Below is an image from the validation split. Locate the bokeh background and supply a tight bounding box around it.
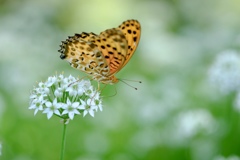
[1,0,240,159]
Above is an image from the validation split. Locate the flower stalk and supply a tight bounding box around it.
[60,122,67,160]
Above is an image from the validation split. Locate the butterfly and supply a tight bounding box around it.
[58,19,141,85]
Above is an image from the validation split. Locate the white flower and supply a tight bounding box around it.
[77,80,86,96]
[38,82,50,94]
[208,50,240,94]
[43,99,62,119]
[62,98,80,120]
[81,80,91,90]
[63,75,77,85]
[79,99,98,117]
[54,88,63,97]
[29,97,46,115]
[93,92,103,111]
[29,90,46,101]
[56,74,64,83]
[85,86,95,97]
[46,76,57,87]
[66,84,78,97]
[77,80,94,95]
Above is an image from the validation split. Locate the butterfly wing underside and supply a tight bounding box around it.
[59,19,141,84]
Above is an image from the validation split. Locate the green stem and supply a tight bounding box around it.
[60,120,67,160]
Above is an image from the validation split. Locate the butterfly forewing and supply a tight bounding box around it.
[118,19,141,68]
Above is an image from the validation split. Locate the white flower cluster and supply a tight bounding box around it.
[208,50,240,111]
[208,50,240,94]
[29,75,102,120]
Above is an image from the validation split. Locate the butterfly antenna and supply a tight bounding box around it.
[118,79,140,90]
[119,79,142,84]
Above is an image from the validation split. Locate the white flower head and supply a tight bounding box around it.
[29,74,103,122]
[208,50,240,94]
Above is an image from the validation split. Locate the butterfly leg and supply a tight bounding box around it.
[98,82,100,90]
[68,79,80,87]
[68,76,87,87]
[89,84,107,105]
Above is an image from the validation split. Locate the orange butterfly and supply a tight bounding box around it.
[58,19,141,84]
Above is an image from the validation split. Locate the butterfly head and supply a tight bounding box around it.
[107,75,119,84]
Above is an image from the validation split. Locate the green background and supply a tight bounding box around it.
[1,0,240,159]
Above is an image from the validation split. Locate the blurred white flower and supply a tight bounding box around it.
[174,109,216,139]
[29,74,103,121]
[213,155,240,160]
[234,91,240,112]
[208,50,240,94]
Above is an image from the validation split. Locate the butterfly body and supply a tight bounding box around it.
[59,19,141,84]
